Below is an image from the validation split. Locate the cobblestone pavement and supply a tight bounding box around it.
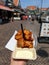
[0,20,49,65]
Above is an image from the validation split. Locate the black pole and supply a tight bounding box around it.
[39,0,43,23]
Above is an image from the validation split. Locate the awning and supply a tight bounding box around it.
[0,5,13,12]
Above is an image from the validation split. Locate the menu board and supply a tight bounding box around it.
[40,23,49,37]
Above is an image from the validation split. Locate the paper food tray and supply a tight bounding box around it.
[12,48,37,60]
[5,30,37,60]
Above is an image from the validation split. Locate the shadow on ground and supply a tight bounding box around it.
[37,48,49,57]
[0,20,10,25]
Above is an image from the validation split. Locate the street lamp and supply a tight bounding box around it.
[41,0,43,9]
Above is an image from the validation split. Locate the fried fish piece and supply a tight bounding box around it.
[24,40,33,48]
[24,29,32,35]
[15,29,33,48]
[17,39,33,48]
[15,30,23,40]
[25,34,33,41]
[17,38,25,48]
[15,33,22,40]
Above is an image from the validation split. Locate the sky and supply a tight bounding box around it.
[3,0,49,8]
[20,0,49,8]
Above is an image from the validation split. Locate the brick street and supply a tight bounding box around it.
[0,20,49,65]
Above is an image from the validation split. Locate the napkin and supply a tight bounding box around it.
[5,31,17,51]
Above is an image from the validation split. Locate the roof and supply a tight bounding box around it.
[26,6,36,10]
[13,0,19,6]
[40,8,48,11]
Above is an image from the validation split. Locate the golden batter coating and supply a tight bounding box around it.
[17,38,25,48]
[15,29,34,48]
[24,29,32,35]
[15,33,22,40]
[24,40,33,48]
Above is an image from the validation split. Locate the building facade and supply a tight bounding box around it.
[5,0,21,8]
[0,0,5,5]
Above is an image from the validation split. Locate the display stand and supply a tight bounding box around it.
[38,22,49,43]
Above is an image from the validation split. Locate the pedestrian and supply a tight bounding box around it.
[29,15,31,20]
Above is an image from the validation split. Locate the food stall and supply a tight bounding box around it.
[0,5,13,23]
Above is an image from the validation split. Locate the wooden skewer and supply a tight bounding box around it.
[21,24,25,39]
[21,24,33,41]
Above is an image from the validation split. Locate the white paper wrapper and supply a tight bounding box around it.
[5,31,17,51]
